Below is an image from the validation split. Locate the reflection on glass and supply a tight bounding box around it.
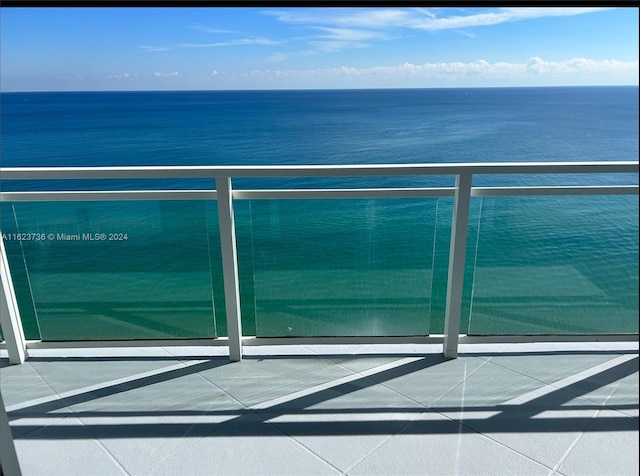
[241,199,437,337]
[468,195,639,334]
[2,201,218,340]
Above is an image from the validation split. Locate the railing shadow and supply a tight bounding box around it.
[4,351,637,440]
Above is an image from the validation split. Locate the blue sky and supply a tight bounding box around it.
[1,6,638,91]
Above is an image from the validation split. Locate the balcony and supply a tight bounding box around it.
[1,161,638,475]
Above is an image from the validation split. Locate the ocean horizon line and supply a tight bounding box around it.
[2,84,639,95]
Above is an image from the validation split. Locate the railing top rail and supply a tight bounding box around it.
[0,161,637,180]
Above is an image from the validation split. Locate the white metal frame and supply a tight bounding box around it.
[0,239,27,364]
[0,161,638,363]
[215,177,243,362]
[443,173,472,359]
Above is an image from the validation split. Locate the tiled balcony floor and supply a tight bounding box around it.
[1,342,638,476]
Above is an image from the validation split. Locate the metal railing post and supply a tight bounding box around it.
[443,173,473,359]
[0,238,28,364]
[215,176,243,361]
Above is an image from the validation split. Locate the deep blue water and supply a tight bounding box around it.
[1,87,638,188]
[0,87,638,340]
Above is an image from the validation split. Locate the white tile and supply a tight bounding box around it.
[557,411,639,476]
[348,412,550,475]
[14,422,127,476]
[1,362,58,408]
[198,357,352,407]
[452,398,600,468]
[2,344,636,476]
[142,413,341,476]
[263,382,424,471]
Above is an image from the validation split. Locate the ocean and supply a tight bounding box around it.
[1,86,638,340]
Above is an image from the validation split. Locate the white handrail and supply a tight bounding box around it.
[0,161,637,179]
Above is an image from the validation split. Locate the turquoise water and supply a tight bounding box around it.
[1,87,638,340]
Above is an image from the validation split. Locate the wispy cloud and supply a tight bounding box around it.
[264,7,613,31]
[264,49,317,63]
[262,8,411,28]
[265,52,290,63]
[405,7,613,31]
[260,7,614,57]
[261,9,399,54]
[310,40,369,54]
[312,26,388,41]
[190,24,240,34]
[139,45,173,53]
[140,37,282,52]
[179,37,282,48]
[138,7,622,69]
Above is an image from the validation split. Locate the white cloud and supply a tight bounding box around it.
[258,7,616,58]
[96,57,636,90]
[501,7,613,19]
[108,73,138,79]
[240,57,638,85]
[152,71,181,78]
[262,8,411,28]
[526,56,638,75]
[263,7,613,32]
[332,9,414,28]
[406,7,614,31]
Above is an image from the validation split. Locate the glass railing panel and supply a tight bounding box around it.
[3,200,219,340]
[1,202,41,340]
[467,195,639,334]
[240,198,438,337]
[233,200,258,337]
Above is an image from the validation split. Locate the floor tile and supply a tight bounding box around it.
[347,411,551,475]
[14,418,127,476]
[262,378,425,471]
[26,357,194,395]
[488,352,632,387]
[8,406,74,438]
[383,356,537,409]
[70,372,246,474]
[142,412,341,476]
[445,383,636,469]
[198,357,353,407]
[2,344,637,476]
[557,356,638,410]
[557,410,639,476]
[0,362,58,408]
[323,355,408,374]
